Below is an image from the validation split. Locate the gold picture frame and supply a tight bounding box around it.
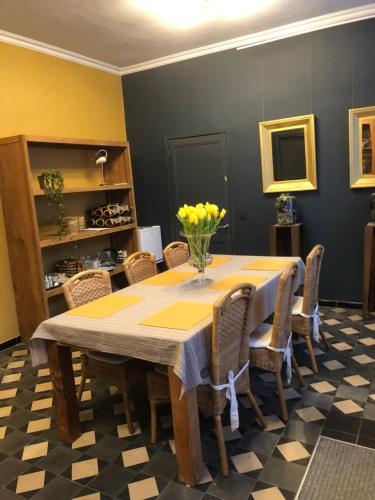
[259,114,317,193]
[349,106,375,188]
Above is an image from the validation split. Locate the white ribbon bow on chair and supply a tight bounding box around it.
[266,333,293,384]
[299,303,322,342]
[209,360,249,431]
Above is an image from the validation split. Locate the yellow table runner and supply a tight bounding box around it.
[208,256,231,268]
[140,301,212,330]
[142,270,196,286]
[209,275,269,291]
[67,295,143,319]
[243,258,293,271]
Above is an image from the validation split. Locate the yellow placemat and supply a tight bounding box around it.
[209,275,269,291]
[208,256,231,268]
[140,301,212,330]
[142,270,196,286]
[67,295,143,319]
[243,258,293,271]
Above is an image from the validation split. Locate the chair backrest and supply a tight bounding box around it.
[124,251,157,285]
[211,283,256,386]
[163,241,189,270]
[62,269,112,309]
[270,262,299,349]
[302,244,325,315]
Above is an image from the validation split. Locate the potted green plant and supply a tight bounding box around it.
[39,170,70,236]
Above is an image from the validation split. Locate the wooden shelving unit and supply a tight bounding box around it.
[40,223,137,248]
[0,135,139,340]
[33,183,131,196]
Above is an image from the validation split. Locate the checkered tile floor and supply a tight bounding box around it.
[1,307,375,499]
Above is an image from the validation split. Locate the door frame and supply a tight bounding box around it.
[164,129,235,253]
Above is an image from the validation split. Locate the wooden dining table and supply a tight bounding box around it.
[30,254,304,486]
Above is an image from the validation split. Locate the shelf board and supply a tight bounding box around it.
[33,183,131,196]
[40,223,136,248]
[25,135,128,148]
[46,263,126,299]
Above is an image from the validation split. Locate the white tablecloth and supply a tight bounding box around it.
[30,255,304,391]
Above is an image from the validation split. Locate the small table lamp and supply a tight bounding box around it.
[95,149,108,185]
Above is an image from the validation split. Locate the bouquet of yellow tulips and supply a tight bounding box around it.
[176,202,227,276]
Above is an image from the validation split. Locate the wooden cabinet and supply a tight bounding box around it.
[0,135,139,340]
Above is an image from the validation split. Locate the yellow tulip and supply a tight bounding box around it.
[207,213,212,222]
[197,208,206,220]
[220,208,227,218]
[178,207,187,219]
[211,205,219,218]
[184,204,192,215]
[189,213,198,225]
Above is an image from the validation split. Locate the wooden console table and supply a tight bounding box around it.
[363,223,375,319]
[270,223,305,258]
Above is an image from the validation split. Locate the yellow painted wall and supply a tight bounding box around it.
[0,41,126,343]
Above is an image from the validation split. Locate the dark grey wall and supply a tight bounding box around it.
[123,19,375,302]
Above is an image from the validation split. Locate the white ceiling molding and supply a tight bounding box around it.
[0,29,121,75]
[0,4,374,76]
[120,3,375,75]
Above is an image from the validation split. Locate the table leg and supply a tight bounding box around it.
[291,224,303,257]
[168,366,205,486]
[270,225,277,256]
[47,341,81,444]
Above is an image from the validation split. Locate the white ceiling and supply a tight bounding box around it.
[0,0,374,73]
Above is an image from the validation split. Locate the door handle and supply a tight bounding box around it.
[218,224,230,230]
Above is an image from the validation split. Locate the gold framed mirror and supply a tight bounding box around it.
[349,106,375,188]
[259,114,317,193]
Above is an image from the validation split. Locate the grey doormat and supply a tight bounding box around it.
[296,436,375,500]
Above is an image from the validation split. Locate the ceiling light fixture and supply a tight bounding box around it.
[130,0,274,29]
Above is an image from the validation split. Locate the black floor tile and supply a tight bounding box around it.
[0,457,31,488]
[335,384,370,403]
[35,445,82,474]
[282,418,323,445]
[157,480,204,499]
[324,408,362,435]
[0,489,22,500]
[88,462,137,496]
[141,449,178,480]
[363,402,375,421]
[86,434,129,462]
[30,476,83,500]
[357,436,375,449]
[321,427,357,443]
[207,471,255,500]
[258,456,306,493]
[0,429,35,456]
[237,428,280,455]
[359,418,375,439]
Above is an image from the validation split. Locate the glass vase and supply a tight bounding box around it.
[180,231,215,282]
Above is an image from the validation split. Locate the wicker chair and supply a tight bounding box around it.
[62,269,141,434]
[146,283,267,476]
[249,262,304,421]
[163,241,189,269]
[124,251,157,284]
[292,245,328,373]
